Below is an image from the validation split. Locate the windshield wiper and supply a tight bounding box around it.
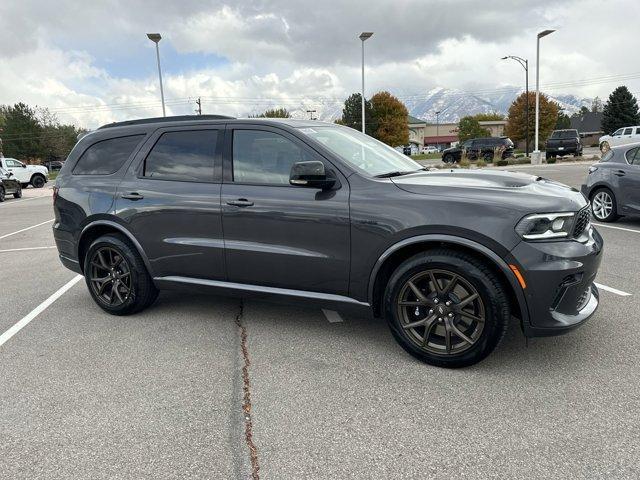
[374,169,422,178]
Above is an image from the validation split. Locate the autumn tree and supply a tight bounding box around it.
[506,92,558,151]
[250,107,291,118]
[338,93,373,135]
[601,86,639,135]
[457,116,490,142]
[369,91,409,147]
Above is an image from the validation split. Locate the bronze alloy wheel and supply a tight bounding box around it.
[89,246,132,306]
[396,269,485,355]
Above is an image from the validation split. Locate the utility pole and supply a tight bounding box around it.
[195,97,202,115]
[146,33,166,117]
[359,32,373,134]
[306,109,317,120]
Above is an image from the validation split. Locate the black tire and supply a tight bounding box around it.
[383,249,510,368]
[0,186,5,202]
[443,154,454,164]
[590,187,619,223]
[84,233,158,315]
[13,184,22,198]
[31,174,46,188]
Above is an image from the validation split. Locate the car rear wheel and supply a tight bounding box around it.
[591,188,618,222]
[600,141,610,153]
[443,154,454,164]
[0,186,5,202]
[84,234,158,315]
[13,185,22,198]
[383,249,510,368]
[31,174,46,188]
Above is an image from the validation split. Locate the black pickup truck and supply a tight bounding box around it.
[545,129,582,158]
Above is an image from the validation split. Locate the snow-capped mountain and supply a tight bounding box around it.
[285,87,592,123]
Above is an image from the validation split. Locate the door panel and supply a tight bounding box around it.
[115,126,226,280]
[221,126,350,295]
[619,148,640,214]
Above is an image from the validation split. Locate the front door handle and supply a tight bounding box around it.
[121,192,144,200]
[614,170,626,177]
[226,198,254,207]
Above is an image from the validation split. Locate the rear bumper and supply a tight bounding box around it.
[53,221,81,273]
[512,226,604,337]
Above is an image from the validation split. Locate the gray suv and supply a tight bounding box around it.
[53,115,603,367]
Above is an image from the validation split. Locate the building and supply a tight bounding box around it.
[423,122,459,149]
[479,120,507,137]
[406,115,426,154]
[570,112,603,146]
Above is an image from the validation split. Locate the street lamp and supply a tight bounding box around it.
[306,109,317,120]
[533,29,555,160]
[502,55,529,156]
[435,110,441,151]
[359,32,373,134]
[147,33,166,117]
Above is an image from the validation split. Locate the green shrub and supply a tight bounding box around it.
[546,157,557,164]
[459,159,470,168]
[496,159,509,167]
[476,160,486,168]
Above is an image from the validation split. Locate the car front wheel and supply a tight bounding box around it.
[84,234,159,315]
[383,249,510,368]
[591,188,618,222]
[31,174,46,188]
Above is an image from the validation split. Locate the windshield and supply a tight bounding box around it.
[297,125,422,177]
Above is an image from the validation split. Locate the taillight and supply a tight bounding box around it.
[53,185,59,203]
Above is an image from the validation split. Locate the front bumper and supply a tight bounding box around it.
[511,226,604,337]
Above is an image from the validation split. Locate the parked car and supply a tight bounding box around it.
[442,137,514,164]
[581,143,640,222]
[54,115,602,368]
[0,157,49,188]
[545,129,582,158]
[0,167,22,201]
[599,126,640,152]
[422,146,439,154]
[42,160,65,172]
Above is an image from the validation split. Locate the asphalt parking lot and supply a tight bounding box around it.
[1,166,639,479]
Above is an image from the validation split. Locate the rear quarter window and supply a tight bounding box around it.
[600,150,614,162]
[73,135,145,175]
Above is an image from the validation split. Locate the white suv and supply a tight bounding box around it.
[599,126,640,152]
[0,157,49,188]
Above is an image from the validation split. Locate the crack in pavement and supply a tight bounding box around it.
[234,300,260,480]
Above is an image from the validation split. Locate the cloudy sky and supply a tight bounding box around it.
[1,0,638,128]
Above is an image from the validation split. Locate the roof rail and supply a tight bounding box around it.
[97,114,235,130]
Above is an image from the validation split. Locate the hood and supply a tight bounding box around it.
[27,164,48,173]
[390,169,587,214]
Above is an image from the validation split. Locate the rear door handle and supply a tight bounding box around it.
[121,192,144,200]
[614,170,626,177]
[226,198,254,207]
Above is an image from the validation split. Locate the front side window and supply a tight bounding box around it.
[613,128,623,136]
[6,159,23,168]
[143,130,217,182]
[232,130,313,185]
[297,126,422,177]
[74,135,144,175]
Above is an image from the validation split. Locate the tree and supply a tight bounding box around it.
[556,110,571,129]
[591,97,603,113]
[0,103,42,159]
[601,86,640,135]
[472,112,505,121]
[505,92,558,151]
[457,116,490,142]
[338,93,373,135]
[369,91,409,147]
[250,107,290,118]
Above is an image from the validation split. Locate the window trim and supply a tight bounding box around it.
[72,134,146,176]
[225,125,333,188]
[135,127,224,184]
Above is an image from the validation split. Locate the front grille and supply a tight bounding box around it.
[572,206,591,238]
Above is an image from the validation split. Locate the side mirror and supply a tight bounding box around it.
[22,163,27,168]
[7,172,13,178]
[290,161,335,189]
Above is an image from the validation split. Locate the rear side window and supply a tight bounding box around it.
[74,135,144,175]
[143,130,217,182]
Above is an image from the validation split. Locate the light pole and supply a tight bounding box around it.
[435,110,441,151]
[534,29,555,160]
[359,32,373,134]
[306,109,317,120]
[147,33,166,117]
[502,55,529,156]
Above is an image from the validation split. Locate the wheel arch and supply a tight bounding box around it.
[30,172,46,182]
[368,235,529,326]
[77,220,153,276]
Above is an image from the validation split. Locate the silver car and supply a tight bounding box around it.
[581,142,640,222]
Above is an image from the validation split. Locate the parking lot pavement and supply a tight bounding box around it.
[1,166,639,478]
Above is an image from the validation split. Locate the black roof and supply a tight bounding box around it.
[97,115,234,130]
[569,112,603,134]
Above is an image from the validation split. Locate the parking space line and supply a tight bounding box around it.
[0,246,56,253]
[595,282,632,297]
[593,223,640,234]
[0,219,54,240]
[0,275,83,348]
[0,195,49,206]
[322,309,344,323]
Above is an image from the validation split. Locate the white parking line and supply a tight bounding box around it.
[0,275,82,348]
[595,282,632,297]
[322,309,344,323]
[0,195,49,206]
[592,223,640,234]
[0,219,54,240]
[0,246,56,253]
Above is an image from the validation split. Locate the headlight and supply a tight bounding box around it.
[515,212,575,240]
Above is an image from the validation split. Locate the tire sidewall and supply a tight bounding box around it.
[590,188,617,222]
[384,252,508,367]
[84,235,143,314]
